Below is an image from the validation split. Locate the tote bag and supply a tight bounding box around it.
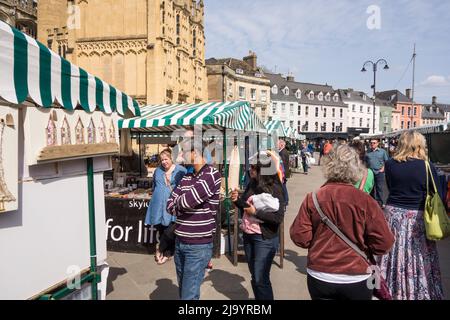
[424,161,450,241]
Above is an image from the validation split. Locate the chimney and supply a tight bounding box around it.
[286,75,295,82]
[243,51,257,71]
[405,89,412,99]
[432,96,437,104]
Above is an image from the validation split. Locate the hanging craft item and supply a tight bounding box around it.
[60,116,71,145]
[99,118,107,143]
[109,119,116,143]
[75,117,85,144]
[228,145,241,192]
[87,118,96,144]
[0,120,15,212]
[45,114,57,146]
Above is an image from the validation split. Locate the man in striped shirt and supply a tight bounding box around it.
[167,139,221,300]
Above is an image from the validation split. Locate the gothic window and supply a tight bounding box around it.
[75,117,85,144]
[60,116,71,145]
[193,29,197,49]
[46,115,57,146]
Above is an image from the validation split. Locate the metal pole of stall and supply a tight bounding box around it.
[223,130,231,256]
[138,133,142,177]
[87,157,99,300]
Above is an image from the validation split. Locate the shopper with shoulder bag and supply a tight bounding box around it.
[290,145,394,300]
[378,131,446,300]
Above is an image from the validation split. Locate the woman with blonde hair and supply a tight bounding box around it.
[290,145,394,300]
[145,149,187,264]
[378,131,444,300]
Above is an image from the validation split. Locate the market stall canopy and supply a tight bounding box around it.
[361,121,450,140]
[284,127,296,139]
[264,120,287,138]
[0,21,140,117]
[119,101,267,133]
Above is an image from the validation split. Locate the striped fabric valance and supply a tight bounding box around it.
[264,120,287,137]
[284,126,295,139]
[119,101,267,133]
[0,21,140,117]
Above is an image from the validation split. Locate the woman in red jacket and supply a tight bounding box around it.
[290,145,394,300]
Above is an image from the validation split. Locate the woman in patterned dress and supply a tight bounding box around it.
[378,131,444,300]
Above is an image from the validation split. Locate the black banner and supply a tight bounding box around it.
[105,198,158,254]
[104,197,222,257]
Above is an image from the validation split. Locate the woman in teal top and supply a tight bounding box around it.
[145,149,186,263]
[350,140,375,194]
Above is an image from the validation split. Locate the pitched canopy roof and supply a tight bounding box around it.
[119,101,267,133]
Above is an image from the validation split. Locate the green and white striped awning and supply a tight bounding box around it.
[284,127,296,139]
[264,120,287,138]
[119,101,266,133]
[0,21,140,117]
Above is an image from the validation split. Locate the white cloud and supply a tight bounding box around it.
[421,75,450,87]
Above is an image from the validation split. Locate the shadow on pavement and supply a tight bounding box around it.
[106,267,128,295]
[204,269,250,300]
[149,279,179,300]
[284,249,308,275]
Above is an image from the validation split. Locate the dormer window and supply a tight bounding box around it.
[363,94,367,101]
[308,91,314,100]
[271,85,278,95]
[282,87,289,96]
[333,94,339,102]
[347,92,351,99]
[325,93,331,102]
[236,68,244,75]
[295,90,301,99]
[318,92,323,101]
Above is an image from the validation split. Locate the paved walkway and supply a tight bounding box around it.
[106,163,450,300]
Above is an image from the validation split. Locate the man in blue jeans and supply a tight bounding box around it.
[365,139,389,207]
[167,139,221,300]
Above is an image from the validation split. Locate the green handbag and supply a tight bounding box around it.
[424,161,450,241]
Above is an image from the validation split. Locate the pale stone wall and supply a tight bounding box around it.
[37,0,208,105]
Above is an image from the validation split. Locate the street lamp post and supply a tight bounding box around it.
[361,59,389,134]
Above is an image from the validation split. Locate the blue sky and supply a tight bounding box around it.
[204,0,450,104]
